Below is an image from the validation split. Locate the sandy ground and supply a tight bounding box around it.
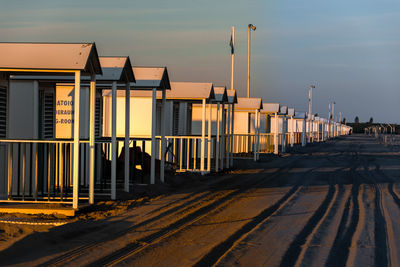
[1,134,400,266]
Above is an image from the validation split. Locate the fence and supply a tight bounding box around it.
[0,139,93,204]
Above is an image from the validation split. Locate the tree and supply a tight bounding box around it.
[355,116,359,124]
[369,117,373,124]
[342,118,346,124]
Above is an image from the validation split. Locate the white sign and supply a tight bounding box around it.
[55,85,74,139]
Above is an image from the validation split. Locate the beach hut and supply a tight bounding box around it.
[279,106,289,153]
[102,66,170,184]
[226,89,237,168]
[7,55,137,202]
[287,107,296,147]
[232,97,263,161]
[108,81,215,173]
[211,86,228,171]
[260,103,280,154]
[0,42,102,209]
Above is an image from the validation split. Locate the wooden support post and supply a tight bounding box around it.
[281,115,286,153]
[274,112,278,154]
[226,104,231,167]
[254,109,258,161]
[221,103,225,169]
[215,102,220,171]
[291,116,294,147]
[89,74,96,204]
[230,105,235,167]
[201,99,206,172]
[124,82,130,191]
[302,117,306,147]
[207,103,212,172]
[160,89,166,182]
[150,88,157,184]
[73,71,81,209]
[111,81,117,199]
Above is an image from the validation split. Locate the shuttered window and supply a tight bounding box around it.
[95,91,102,138]
[0,86,6,138]
[40,89,54,139]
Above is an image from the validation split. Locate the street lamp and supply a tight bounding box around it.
[308,85,315,142]
[247,23,256,98]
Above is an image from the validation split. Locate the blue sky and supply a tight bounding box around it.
[2,0,400,122]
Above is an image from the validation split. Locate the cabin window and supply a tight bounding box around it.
[95,90,102,138]
[39,87,55,139]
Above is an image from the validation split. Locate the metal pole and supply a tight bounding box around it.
[247,26,250,98]
[231,26,235,90]
[247,24,256,98]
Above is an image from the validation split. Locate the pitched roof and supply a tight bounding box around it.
[288,108,295,116]
[294,111,307,119]
[227,89,237,104]
[0,42,101,74]
[261,103,280,113]
[167,82,214,100]
[279,106,288,115]
[105,81,214,101]
[131,67,170,90]
[213,86,228,102]
[236,97,263,110]
[98,56,135,82]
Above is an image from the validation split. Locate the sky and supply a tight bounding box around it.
[1,0,400,123]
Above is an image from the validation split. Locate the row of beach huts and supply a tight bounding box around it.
[0,42,351,209]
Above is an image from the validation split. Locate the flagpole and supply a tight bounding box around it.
[231,26,235,90]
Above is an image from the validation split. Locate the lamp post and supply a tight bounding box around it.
[308,85,315,142]
[247,23,256,98]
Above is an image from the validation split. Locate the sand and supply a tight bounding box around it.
[0,134,399,266]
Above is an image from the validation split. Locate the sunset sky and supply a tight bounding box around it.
[2,0,400,123]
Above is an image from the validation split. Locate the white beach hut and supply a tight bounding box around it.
[232,97,263,161]
[0,42,102,209]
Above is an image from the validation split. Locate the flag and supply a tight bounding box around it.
[229,34,234,55]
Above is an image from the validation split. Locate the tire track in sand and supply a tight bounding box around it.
[325,151,364,267]
[373,168,399,267]
[86,159,304,267]
[345,183,365,267]
[292,183,340,267]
